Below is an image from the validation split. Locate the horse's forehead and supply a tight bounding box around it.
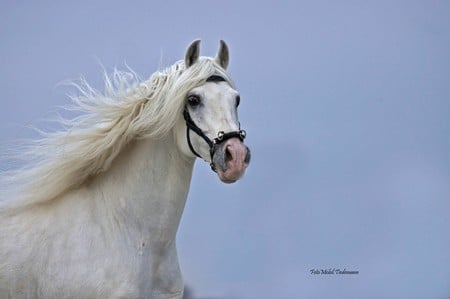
[196,81,236,98]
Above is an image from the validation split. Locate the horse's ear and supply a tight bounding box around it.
[185,40,201,68]
[215,40,229,70]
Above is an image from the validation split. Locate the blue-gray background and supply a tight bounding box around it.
[1,1,449,298]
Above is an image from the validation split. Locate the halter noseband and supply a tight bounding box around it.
[183,76,247,172]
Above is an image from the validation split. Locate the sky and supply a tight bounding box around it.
[1,1,449,298]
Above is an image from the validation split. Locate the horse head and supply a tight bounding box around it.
[176,40,251,183]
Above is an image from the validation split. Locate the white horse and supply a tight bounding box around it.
[0,40,250,299]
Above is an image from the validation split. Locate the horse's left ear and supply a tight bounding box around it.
[215,40,229,70]
[185,40,201,68]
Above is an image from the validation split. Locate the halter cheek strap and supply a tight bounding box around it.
[183,107,213,157]
[183,107,246,172]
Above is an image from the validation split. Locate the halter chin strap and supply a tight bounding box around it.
[183,107,246,172]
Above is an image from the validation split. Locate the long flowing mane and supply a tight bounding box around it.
[0,57,233,211]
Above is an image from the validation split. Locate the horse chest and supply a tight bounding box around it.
[87,243,183,299]
[63,229,183,298]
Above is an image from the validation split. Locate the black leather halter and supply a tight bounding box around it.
[183,76,246,172]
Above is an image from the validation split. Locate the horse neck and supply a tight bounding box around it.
[89,133,194,245]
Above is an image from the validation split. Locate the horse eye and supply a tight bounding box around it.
[236,95,241,107]
[187,94,201,107]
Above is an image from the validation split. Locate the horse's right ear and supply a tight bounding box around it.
[185,40,201,68]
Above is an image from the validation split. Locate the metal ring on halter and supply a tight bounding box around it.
[216,131,225,143]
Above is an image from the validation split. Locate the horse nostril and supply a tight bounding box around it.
[244,147,251,164]
[225,145,233,163]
